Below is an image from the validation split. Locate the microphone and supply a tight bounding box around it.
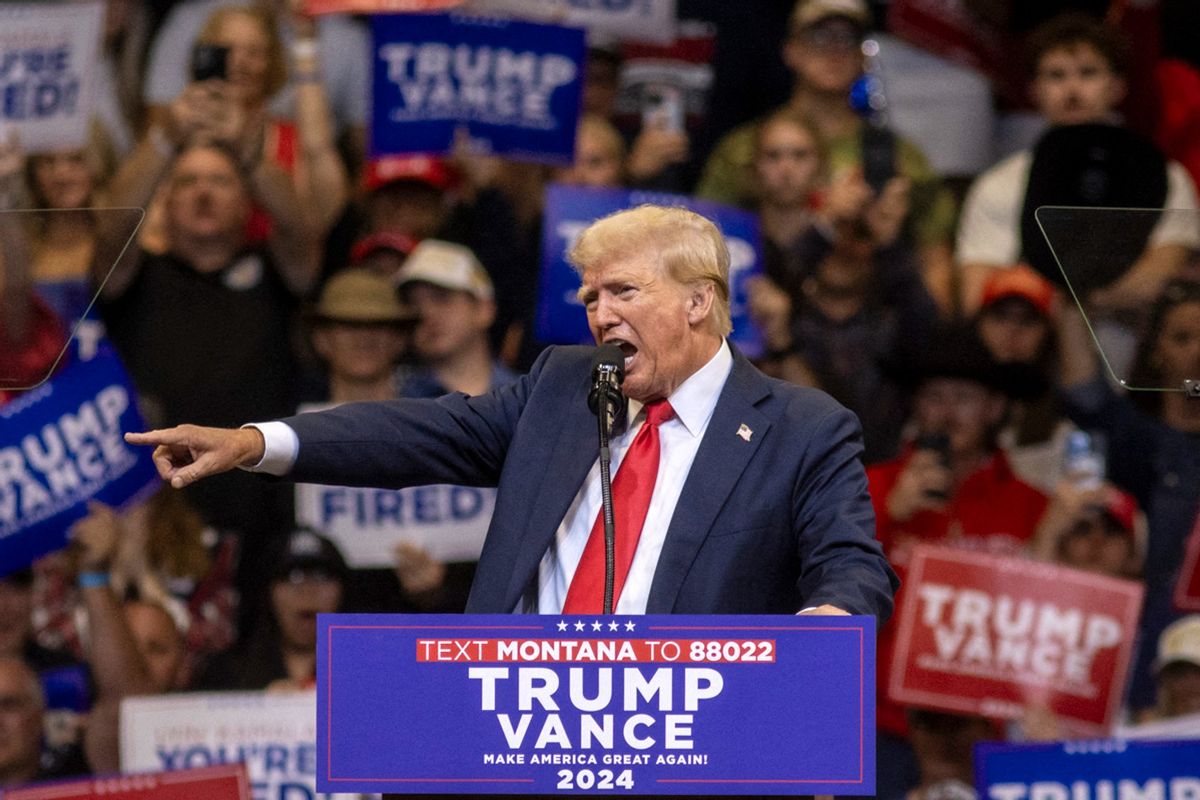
[587,343,625,614]
[588,343,625,431]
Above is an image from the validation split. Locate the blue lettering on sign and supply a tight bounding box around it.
[317,486,488,527]
[451,487,484,520]
[413,486,439,524]
[251,783,315,800]
[374,490,402,524]
[1,45,81,120]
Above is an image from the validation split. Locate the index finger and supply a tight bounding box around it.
[125,428,187,447]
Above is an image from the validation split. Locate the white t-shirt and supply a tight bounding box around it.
[956,149,1200,266]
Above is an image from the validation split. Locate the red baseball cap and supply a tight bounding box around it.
[363,155,456,193]
[980,265,1057,319]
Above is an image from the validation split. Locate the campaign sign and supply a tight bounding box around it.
[889,545,1144,734]
[1172,511,1200,611]
[536,184,764,357]
[295,482,495,567]
[318,614,875,795]
[2,764,251,800]
[371,14,586,164]
[0,344,159,576]
[120,692,330,800]
[974,739,1200,800]
[1117,711,1200,741]
[0,2,104,153]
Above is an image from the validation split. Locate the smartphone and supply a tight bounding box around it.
[861,123,896,195]
[191,44,229,82]
[915,432,951,501]
[1063,430,1105,491]
[641,84,684,133]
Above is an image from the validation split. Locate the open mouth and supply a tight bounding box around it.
[606,338,638,370]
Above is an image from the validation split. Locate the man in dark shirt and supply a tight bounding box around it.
[95,142,319,626]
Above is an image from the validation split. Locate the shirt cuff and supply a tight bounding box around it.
[240,421,299,475]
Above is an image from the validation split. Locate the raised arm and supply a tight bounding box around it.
[70,504,158,773]
[94,87,212,299]
[286,10,351,238]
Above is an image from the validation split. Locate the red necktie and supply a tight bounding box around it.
[562,400,676,613]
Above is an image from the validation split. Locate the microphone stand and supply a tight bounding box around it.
[597,392,617,614]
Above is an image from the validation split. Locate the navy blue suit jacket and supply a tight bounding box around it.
[283,346,898,618]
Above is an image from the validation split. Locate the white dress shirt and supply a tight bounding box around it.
[248,342,733,614]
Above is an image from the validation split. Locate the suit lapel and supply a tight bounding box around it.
[646,353,773,612]
[502,377,598,608]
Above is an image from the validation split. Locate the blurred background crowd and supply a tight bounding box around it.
[2,0,1200,797]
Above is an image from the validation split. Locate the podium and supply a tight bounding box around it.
[317,613,876,795]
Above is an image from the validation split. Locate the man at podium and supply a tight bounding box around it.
[127,205,897,620]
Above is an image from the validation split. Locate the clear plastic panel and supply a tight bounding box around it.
[0,207,143,390]
[1034,205,1200,395]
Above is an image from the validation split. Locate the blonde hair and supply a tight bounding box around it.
[197,6,287,101]
[568,204,732,335]
[752,108,829,193]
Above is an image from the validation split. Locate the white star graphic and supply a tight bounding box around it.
[557,620,568,631]
[574,620,586,631]
[608,621,620,631]
[591,620,603,631]
[625,621,636,631]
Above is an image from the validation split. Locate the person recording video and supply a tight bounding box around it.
[124,204,897,620]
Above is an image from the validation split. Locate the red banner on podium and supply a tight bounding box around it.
[1174,512,1200,611]
[888,544,1143,734]
[3,765,250,800]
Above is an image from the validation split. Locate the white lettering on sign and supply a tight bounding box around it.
[916,583,1124,688]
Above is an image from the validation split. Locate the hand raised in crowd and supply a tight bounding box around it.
[885,448,952,522]
[627,122,689,182]
[746,276,793,352]
[125,425,266,489]
[1031,478,1121,562]
[70,501,122,573]
[863,175,912,247]
[393,541,447,596]
[163,83,221,148]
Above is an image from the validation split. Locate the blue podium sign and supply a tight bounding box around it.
[975,739,1200,800]
[317,614,875,795]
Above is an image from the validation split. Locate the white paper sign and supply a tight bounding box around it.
[1116,711,1200,740]
[120,691,358,800]
[0,1,104,153]
[295,482,494,567]
[463,0,677,44]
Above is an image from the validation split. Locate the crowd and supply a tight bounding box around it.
[2,0,1200,797]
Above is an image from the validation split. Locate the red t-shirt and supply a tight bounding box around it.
[867,446,1048,736]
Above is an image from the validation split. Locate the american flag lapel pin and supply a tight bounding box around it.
[737,423,753,442]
